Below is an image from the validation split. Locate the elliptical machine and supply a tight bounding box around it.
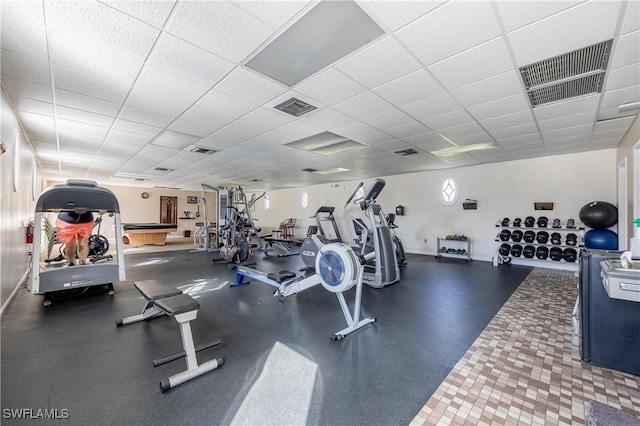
[299,206,343,270]
[346,179,400,288]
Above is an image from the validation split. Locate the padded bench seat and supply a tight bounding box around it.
[122,223,178,247]
[154,293,199,316]
[134,279,182,300]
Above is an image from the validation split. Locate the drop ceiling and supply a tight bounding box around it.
[1,0,639,191]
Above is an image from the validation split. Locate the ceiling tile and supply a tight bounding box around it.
[1,50,50,84]
[55,106,115,128]
[420,109,474,131]
[167,1,274,63]
[533,96,599,121]
[126,87,190,118]
[55,89,121,116]
[333,91,394,120]
[373,69,445,107]
[295,68,367,105]
[215,67,287,105]
[1,1,48,58]
[52,66,130,103]
[401,92,461,121]
[48,1,159,85]
[111,119,161,137]
[480,110,535,132]
[361,108,414,130]
[495,1,583,33]
[1,75,52,103]
[450,70,523,108]
[195,89,258,117]
[538,111,596,133]
[467,94,531,122]
[99,0,176,28]
[609,30,640,69]
[119,105,174,128]
[396,0,502,66]
[231,1,311,29]
[336,36,422,89]
[428,37,514,90]
[507,1,622,66]
[362,0,445,31]
[300,108,355,130]
[384,121,433,140]
[147,33,235,88]
[134,66,210,106]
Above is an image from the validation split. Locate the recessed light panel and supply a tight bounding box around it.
[246,1,385,86]
[152,130,201,149]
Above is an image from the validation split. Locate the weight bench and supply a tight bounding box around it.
[116,279,223,392]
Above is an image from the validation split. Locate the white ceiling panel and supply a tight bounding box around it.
[396,0,502,66]
[1,1,48,58]
[52,66,130,103]
[168,1,274,63]
[466,94,531,122]
[295,68,367,105]
[215,67,287,105]
[1,50,50,85]
[100,0,176,28]
[507,1,622,66]
[401,92,462,121]
[300,108,355,130]
[361,0,445,31]
[119,105,175,128]
[231,1,312,29]
[336,36,422,89]
[495,1,583,33]
[195,89,258,117]
[2,75,52,103]
[333,91,394,120]
[14,98,54,116]
[450,70,524,108]
[538,111,596,133]
[373,69,445,107]
[620,0,640,34]
[361,108,414,130]
[147,33,235,87]
[428,37,514,90]
[1,0,636,191]
[48,1,159,85]
[420,109,475,132]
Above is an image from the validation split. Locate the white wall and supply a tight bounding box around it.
[251,150,617,262]
[1,87,41,309]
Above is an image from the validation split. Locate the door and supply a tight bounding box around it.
[160,196,178,224]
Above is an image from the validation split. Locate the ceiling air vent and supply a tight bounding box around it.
[154,167,173,172]
[274,98,317,117]
[190,147,216,154]
[519,40,612,108]
[395,148,418,156]
[302,168,318,172]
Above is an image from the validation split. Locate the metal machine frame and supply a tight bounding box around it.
[31,180,126,304]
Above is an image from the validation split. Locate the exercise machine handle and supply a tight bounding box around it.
[345,182,364,208]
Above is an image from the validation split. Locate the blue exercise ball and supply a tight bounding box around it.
[579,201,618,229]
[584,229,618,250]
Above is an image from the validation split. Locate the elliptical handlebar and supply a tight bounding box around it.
[345,182,364,208]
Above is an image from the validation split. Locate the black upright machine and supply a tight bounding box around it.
[31,180,126,306]
[346,179,400,288]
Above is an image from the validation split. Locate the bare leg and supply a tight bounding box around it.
[77,238,90,264]
[65,240,77,265]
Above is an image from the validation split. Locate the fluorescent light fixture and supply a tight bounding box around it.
[245,1,385,86]
[430,142,498,157]
[314,167,350,175]
[287,132,348,151]
[152,130,201,149]
[312,140,365,155]
[618,101,640,112]
[113,172,156,179]
[286,131,366,155]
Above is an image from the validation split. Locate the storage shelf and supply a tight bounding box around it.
[437,236,472,261]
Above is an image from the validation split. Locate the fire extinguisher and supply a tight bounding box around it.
[26,220,34,243]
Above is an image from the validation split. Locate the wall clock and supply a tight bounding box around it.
[141,192,149,199]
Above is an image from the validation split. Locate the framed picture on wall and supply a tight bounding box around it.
[187,196,198,204]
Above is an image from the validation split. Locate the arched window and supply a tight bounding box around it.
[301,191,309,209]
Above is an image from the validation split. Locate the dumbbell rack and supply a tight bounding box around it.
[492,218,584,271]
[436,236,472,261]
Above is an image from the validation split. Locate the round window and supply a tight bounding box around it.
[440,177,459,206]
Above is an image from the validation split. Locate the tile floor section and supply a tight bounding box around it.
[411,268,640,425]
